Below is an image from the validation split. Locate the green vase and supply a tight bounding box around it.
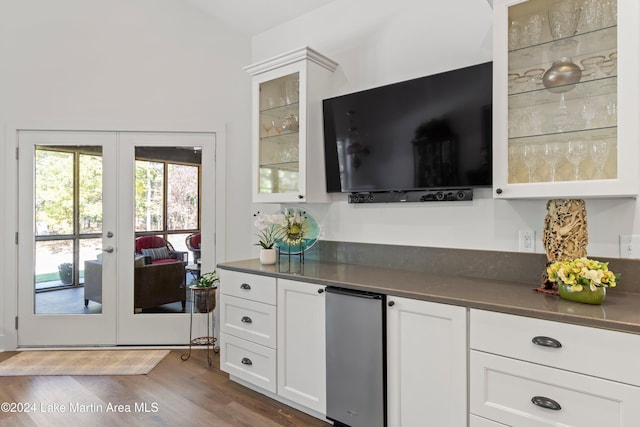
[558,282,606,305]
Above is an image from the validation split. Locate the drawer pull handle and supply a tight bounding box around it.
[241,316,252,323]
[240,283,251,290]
[531,396,561,411]
[241,357,253,366]
[532,336,562,348]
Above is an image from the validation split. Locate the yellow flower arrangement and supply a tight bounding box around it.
[547,257,617,292]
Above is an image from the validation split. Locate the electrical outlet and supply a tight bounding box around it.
[620,235,640,258]
[518,230,535,253]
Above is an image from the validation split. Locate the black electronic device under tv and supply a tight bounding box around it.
[322,61,492,198]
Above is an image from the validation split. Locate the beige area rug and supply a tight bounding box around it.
[0,349,170,376]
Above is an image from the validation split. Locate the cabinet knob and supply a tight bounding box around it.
[241,357,253,366]
[298,194,304,199]
[241,316,252,324]
[531,396,561,411]
[496,188,503,195]
[531,336,562,348]
[240,283,251,290]
[318,288,324,294]
[388,301,395,307]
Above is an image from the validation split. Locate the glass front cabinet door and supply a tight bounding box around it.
[245,47,338,203]
[493,0,639,199]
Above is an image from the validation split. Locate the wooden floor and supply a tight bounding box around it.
[0,350,330,427]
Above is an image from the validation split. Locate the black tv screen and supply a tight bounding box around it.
[323,61,492,193]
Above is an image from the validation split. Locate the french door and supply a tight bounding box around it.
[17,130,216,347]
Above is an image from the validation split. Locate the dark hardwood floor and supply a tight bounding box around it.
[0,350,330,426]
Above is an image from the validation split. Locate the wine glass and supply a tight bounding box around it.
[590,140,611,179]
[522,14,544,47]
[566,141,588,180]
[522,143,540,182]
[544,142,564,181]
[581,94,597,128]
[553,93,571,132]
[549,0,580,40]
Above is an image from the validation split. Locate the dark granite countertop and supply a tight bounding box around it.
[218,258,640,336]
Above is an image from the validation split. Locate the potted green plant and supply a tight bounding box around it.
[190,270,219,313]
[58,262,73,285]
[254,212,286,264]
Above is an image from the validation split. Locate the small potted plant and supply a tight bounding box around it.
[547,257,618,305]
[58,262,73,285]
[190,270,219,313]
[254,212,286,264]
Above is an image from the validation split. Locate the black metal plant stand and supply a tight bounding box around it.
[181,286,218,366]
[277,242,305,264]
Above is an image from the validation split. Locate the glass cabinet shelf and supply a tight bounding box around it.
[259,161,299,171]
[509,25,617,71]
[259,130,299,142]
[260,102,299,115]
[508,75,617,107]
[508,125,616,144]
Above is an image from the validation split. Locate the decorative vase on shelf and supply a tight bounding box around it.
[558,282,606,305]
[260,248,277,265]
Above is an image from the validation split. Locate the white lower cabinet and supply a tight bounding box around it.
[470,309,640,427]
[277,278,326,414]
[386,296,467,427]
[219,270,327,417]
[219,271,278,393]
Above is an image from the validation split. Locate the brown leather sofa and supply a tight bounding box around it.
[134,260,187,312]
[84,258,186,312]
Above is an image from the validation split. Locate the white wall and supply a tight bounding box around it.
[1,0,254,259]
[252,0,640,258]
[0,0,254,349]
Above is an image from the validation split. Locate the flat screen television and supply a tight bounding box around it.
[323,61,492,196]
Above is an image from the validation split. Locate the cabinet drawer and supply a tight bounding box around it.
[470,351,640,427]
[219,270,276,305]
[470,309,640,386]
[220,294,277,348]
[219,332,276,393]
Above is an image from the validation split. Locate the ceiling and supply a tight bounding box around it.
[182,0,337,36]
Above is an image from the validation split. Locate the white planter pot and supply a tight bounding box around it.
[260,248,277,265]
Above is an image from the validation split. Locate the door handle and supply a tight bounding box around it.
[102,246,114,253]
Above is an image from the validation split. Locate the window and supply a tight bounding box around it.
[34,146,103,292]
[134,147,201,257]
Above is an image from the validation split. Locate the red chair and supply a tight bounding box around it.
[135,235,186,265]
[185,232,201,264]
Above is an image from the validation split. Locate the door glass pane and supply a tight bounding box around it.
[167,164,199,230]
[34,146,103,315]
[35,149,73,235]
[79,151,103,234]
[133,147,201,314]
[135,160,164,232]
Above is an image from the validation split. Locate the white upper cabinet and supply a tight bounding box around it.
[245,47,338,203]
[492,0,639,199]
